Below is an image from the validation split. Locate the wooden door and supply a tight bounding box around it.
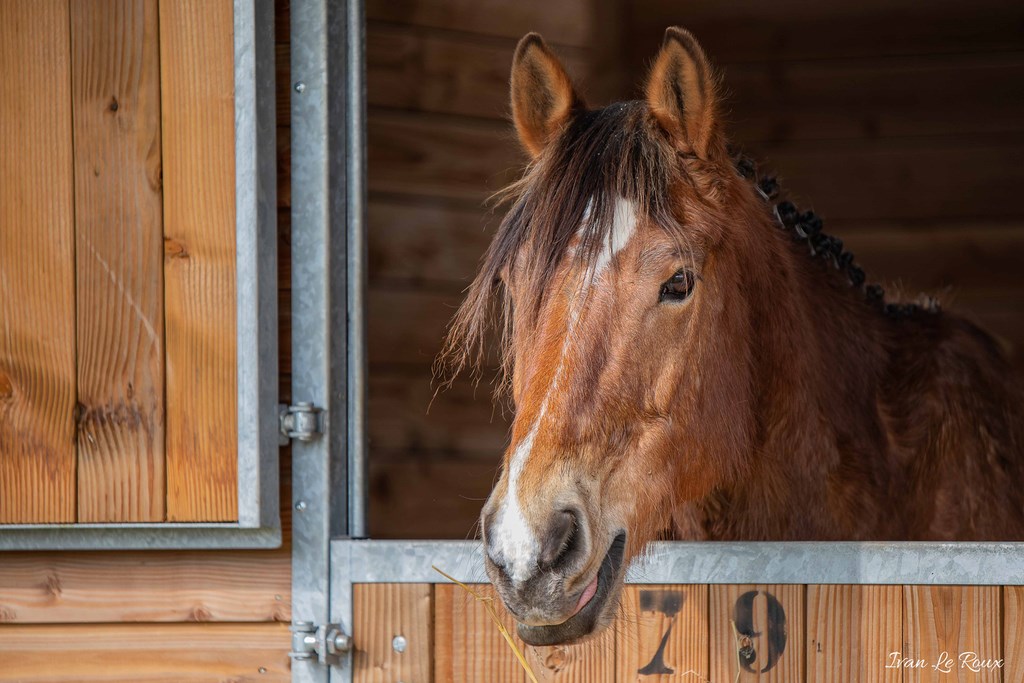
[0,0,239,524]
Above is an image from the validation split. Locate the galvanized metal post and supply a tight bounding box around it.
[289,0,361,680]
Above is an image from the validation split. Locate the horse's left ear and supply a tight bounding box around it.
[645,27,721,158]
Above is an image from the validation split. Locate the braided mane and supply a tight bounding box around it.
[730,149,941,318]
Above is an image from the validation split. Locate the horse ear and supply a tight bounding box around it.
[510,33,584,158]
[645,27,720,158]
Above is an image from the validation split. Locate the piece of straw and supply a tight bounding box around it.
[432,565,539,683]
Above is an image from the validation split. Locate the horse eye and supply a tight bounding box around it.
[659,269,696,303]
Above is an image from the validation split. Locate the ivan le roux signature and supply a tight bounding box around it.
[886,651,1004,673]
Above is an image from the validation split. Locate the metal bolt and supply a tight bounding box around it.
[294,81,306,93]
[295,500,307,511]
[258,666,267,674]
[332,632,353,653]
[392,635,407,653]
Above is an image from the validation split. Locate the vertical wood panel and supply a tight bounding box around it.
[353,583,433,683]
[616,585,709,682]
[434,583,526,683]
[71,0,165,523]
[0,0,77,523]
[807,585,902,683]
[159,0,238,521]
[903,586,1002,683]
[1004,587,1024,683]
[526,625,616,682]
[710,585,805,683]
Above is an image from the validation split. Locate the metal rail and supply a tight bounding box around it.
[333,539,1024,586]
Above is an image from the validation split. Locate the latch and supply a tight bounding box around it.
[289,621,352,666]
[279,402,323,444]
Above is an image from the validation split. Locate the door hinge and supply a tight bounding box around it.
[289,621,351,666]
[279,402,323,445]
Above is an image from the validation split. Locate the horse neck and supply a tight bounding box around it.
[700,215,893,539]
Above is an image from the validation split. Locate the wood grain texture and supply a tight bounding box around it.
[724,53,1024,144]
[366,0,594,48]
[353,583,433,683]
[0,0,77,524]
[1004,586,1024,683]
[903,586,1002,683]
[368,456,499,539]
[710,585,805,683]
[0,548,289,624]
[369,372,510,459]
[0,623,290,682]
[71,0,165,523]
[616,585,709,683]
[159,0,238,521]
[368,26,589,121]
[526,625,616,682]
[807,585,902,683]
[625,0,1024,65]
[434,583,526,683]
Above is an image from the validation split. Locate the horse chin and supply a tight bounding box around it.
[516,532,627,646]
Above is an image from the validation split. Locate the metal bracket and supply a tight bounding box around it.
[279,402,323,444]
[289,621,352,667]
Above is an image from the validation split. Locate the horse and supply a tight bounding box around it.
[440,27,1024,646]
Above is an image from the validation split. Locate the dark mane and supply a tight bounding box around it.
[730,149,941,318]
[440,101,679,384]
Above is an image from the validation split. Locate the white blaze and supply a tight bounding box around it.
[490,198,637,583]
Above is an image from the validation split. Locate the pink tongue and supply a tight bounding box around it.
[571,576,599,616]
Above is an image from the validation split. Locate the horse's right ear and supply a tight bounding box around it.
[510,33,584,158]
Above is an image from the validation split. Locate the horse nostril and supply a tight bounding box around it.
[539,509,583,570]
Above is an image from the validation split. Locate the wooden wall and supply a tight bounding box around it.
[362,0,1024,539]
[0,1,292,680]
[355,582,1021,683]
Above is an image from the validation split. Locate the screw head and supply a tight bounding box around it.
[258,666,267,674]
[294,81,306,93]
[295,500,307,511]
[392,635,407,653]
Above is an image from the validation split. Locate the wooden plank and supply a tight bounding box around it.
[0,623,289,683]
[70,0,165,523]
[710,585,805,683]
[526,626,616,682]
[159,0,238,521]
[435,583,526,683]
[367,112,521,203]
[0,548,289,624]
[366,0,594,48]
[368,456,499,539]
[0,0,77,523]
[903,586,1002,683]
[369,372,510,458]
[725,53,1024,144]
[1004,587,1024,683]
[616,585,709,682]
[353,584,433,683]
[367,199,493,284]
[807,585,902,683]
[624,0,1024,66]
[368,26,590,121]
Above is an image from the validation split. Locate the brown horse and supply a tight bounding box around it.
[441,28,1024,645]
